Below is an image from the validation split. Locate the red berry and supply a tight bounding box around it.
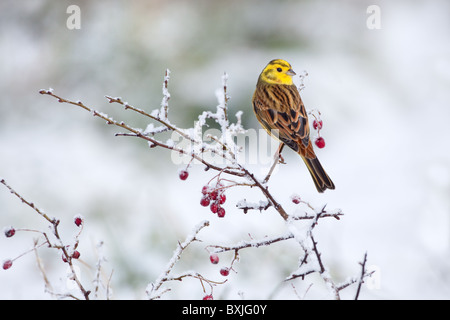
[313,120,323,130]
[179,170,189,180]
[72,251,80,259]
[315,137,326,149]
[2,259,12,270]
[218,194,226,205]
[209,254,219,264]
[62,254,68,263]
[203,294,213,300]
[74,216,83,227]
[210,190,218,200]
[217,207,226,218]
[201,185,210,195]
[4,227,15,238]
[220,267,229,276]
[210,202,219,214]
[291,195,301,204]
[200,196,210,207]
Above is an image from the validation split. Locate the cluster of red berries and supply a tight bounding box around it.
[312,119,326,149]
[200,184,226,218]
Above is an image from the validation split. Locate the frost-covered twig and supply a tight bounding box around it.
[36,70,372,300]
[146,220,211,299]
[34,239,53,294]
[291,211,343,221]
[39,73,291,221]
[283,206,352,299]
[263,142,285,184]
[207,232,294,254]
[1,178,55,224]
[236,199,271,213]
[161,69,171,121]
[354,252,372,300]
[0,179,90,300]
[310,234,340,300]
[93,241,113,300]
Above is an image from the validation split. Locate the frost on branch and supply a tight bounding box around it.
[0,179,113,300]
[33,70,374,299]
[146,220,226,299]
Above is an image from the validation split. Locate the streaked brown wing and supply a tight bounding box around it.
[253,83,315,158]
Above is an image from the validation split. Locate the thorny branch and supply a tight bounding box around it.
[146,220,226,299]
[354,252,373,300]
[0,179,91,300]
[34,70,372,299]
[39,77,292,220]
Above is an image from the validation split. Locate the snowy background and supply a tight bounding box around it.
[1,0,450,299]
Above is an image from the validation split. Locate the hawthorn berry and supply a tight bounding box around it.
[201,185,210,195]
[210,202,219,214]
[4,227,15,238]
[209,190,218,200]
[217,207,226,218]
[74,216,83,227]
[2,259,12,270]
[203,294,213,300]
[315,137,326,149]
[291,195,301,204]
[72,251,81,259]
[200,196,211,207]
[218,194,226,205]
[179,170,189,181]
[220,267,229,276]
[313,119,323,130]
[209,254,219,264]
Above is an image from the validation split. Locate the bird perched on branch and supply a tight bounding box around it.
[252,59,335,193]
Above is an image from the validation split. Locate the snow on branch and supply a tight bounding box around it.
[26,70,376,299]
[146,220,227,299]
[0,179,93,300]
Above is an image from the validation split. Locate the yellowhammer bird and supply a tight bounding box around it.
[252,59,335,193]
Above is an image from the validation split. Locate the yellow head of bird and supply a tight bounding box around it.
[258,59,296,85]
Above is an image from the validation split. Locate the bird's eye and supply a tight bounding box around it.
[276,67,282,72]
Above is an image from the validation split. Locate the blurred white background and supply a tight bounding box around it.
[1,0,450,299]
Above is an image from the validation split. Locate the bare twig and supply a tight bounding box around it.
[34,240,53,294]
[354,252,370,300]
[263,142,284,184]
[1,179,55,224]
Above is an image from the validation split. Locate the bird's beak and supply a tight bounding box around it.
[286,69,296,76]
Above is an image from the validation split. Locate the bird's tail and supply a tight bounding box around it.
[301,155,335,193]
